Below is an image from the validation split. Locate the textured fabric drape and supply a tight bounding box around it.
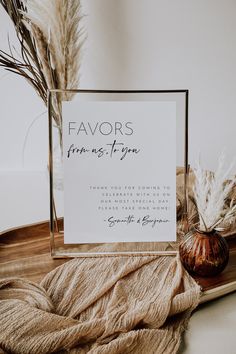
[0,254,200,353]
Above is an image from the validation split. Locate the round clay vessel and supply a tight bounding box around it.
[179,228,229,277]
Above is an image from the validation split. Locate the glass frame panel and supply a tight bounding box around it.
[48,89,189,258]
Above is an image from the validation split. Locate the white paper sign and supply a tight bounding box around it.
[63,101,176,244]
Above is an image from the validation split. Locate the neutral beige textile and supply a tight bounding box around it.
[0,254,201,354]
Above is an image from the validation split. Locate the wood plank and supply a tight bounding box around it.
[0,221,236,302]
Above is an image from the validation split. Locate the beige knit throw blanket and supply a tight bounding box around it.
[0,254,201,354]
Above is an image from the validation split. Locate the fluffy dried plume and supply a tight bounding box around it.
[0,0,48,102]
[22,0,84,95]
[0,0,84,133]
[193,153,236,232]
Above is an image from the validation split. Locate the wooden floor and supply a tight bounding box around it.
[0,221,235,304]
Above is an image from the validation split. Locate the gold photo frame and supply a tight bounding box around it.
[48,89,189,258]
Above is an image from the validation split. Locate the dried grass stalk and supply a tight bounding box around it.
[0,0,84,136]
[193,153,236,232]
[22,0,84,100]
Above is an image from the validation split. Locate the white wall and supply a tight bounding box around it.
[1,0,236,172]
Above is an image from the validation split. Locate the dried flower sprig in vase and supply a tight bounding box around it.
[0,0,84,147]
[179,154,236,277]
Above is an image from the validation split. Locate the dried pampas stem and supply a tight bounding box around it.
[0,0,84,138]
[193,153,236,232]
[22,0,84,100]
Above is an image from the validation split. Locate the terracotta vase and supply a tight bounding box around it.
[179,228,229,277]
